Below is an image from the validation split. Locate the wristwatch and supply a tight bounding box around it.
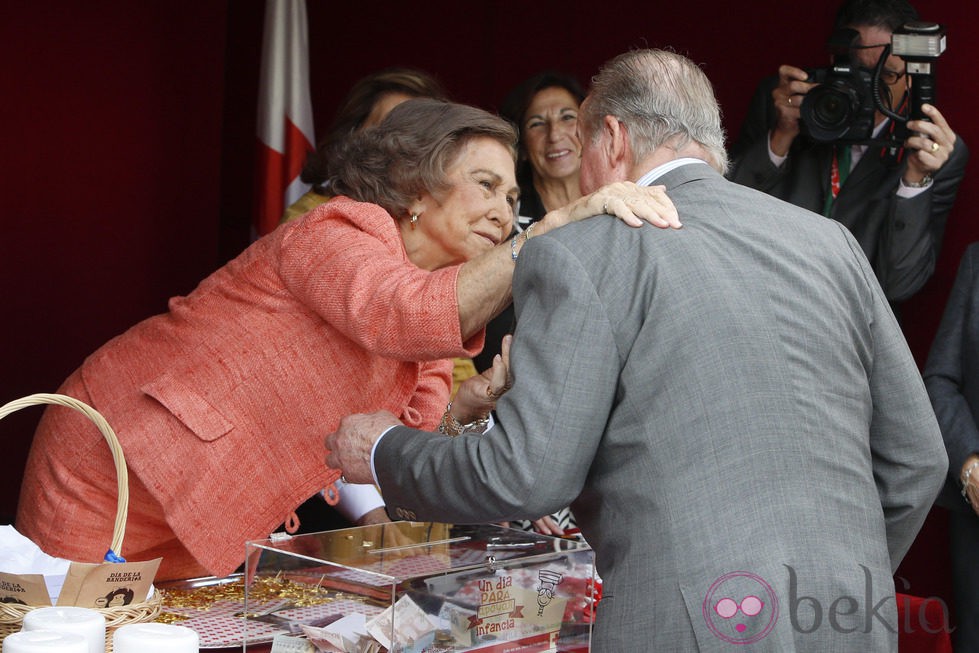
[904,174,933,188]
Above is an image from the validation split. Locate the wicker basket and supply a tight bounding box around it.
[0,394,163,650]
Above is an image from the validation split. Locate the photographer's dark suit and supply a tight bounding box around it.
[729,75,968,303]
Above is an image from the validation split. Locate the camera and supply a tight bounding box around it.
[802,58,877,143]
[800,22,946,145]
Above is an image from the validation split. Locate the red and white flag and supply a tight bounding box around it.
[255,0,315,237]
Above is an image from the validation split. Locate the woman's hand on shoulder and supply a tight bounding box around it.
[542,182,681,232]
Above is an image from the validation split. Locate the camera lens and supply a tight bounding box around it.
[813,90,851,126]
[801,82,862,141]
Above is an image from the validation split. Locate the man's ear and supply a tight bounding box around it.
[604,115,631,174]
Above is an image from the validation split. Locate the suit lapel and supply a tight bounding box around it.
[838,145,901,205]
[843,146,882,191]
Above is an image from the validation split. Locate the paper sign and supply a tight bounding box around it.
[511,584,567,633]
[0,572,51,607]
[56,558,161,608]
[439,601,475,648]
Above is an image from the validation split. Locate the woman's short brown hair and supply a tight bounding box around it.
[328,99,517,218]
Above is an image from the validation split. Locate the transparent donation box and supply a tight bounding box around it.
[244,522,595,652]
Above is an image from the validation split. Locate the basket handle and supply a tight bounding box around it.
[2,393,128,560]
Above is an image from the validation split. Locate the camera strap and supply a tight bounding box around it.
[823,145,852,217]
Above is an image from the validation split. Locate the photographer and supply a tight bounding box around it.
[729,0,968,305]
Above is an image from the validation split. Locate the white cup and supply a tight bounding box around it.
[3,629,88,653]
[21,606,106,653]
[112,622,199,653]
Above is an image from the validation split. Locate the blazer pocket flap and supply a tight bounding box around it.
[141,373,233,441]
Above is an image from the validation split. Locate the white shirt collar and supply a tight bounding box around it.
[635,158,710,187]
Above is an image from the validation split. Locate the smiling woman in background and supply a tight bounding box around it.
[500,71,586,230]
[476,72,589,373]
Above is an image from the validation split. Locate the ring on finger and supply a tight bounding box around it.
[930,141,941,152]
[787,96,793,106]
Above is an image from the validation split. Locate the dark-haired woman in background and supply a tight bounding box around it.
[478,72,587,372]
[500,71,586,231]
[281,67,448,223]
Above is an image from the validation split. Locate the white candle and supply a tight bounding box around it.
[112,622,199,653]
[3,630,88,653]
[21,606,106,653]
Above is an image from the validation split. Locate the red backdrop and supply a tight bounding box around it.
[2,0,975,611]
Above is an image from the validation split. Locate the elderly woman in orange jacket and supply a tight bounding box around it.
[16,99,678,580]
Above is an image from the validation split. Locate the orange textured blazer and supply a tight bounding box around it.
[17,197,484,579]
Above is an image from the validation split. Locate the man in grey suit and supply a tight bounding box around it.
[326,49,947,651]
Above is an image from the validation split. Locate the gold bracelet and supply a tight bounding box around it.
[437,403,488,437]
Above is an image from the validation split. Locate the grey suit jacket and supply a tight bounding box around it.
[375,163,947,651]
[729,76,969,303]
[924,242,979,513]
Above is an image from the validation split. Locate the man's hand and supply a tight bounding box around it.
[770,64,816,156]
[452,335,512,424]
[903,104,957,185]
[324,410,402,485]
[356,506,392,526]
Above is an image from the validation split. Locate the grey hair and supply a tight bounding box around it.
[581,49,729,174]
[328,98,517,218]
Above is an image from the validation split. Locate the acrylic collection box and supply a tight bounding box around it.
[243,522,595,652]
